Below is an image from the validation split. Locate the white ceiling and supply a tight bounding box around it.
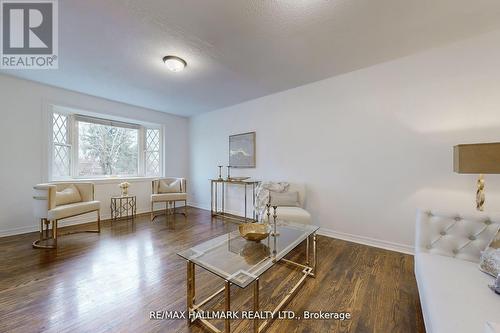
[3,0,500,117]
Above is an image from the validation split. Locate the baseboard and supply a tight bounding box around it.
[188,203,414,255]
[2,204,414,255]
[318,227,414,255]
[0,202,192,238]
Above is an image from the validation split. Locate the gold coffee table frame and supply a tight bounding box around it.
[185,232,317,333]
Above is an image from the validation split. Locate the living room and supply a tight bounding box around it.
[0,1,499,333]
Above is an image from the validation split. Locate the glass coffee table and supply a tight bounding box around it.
[177,221,319,333]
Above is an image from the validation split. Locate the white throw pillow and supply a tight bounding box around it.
[158,179,182,193]
[270,191,300,207]
[55,184,82,206]
[484,322,500,333]
[479,231,500,277]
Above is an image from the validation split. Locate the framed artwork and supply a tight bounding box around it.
[229,132,256,168]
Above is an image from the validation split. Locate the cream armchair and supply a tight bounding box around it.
[151,177,187,221]
[33,182,101,249]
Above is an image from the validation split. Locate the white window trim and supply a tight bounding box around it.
[47,104,164,181]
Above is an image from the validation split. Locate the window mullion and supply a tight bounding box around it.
[70,116,78,178]
[138,126,145,176]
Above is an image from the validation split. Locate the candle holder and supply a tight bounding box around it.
[226,165,232,180]
[217,165,223,180]
[270,205,280,237]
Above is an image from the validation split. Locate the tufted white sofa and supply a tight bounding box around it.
[415,210,500,333]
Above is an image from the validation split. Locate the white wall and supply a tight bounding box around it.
[189,29,500,253]
[0,75,189,236]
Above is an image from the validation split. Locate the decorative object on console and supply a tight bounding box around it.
[226,165,231,180]
[229,132,256,168]
[454,142,500,211]
[229,176,251,181]
[119,182,130,196]
[217,165,223,180]
[238,223,269,242]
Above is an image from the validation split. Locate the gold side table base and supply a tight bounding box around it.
[186,233,317,333]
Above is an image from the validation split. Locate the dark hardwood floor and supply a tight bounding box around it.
[0,207,425,333]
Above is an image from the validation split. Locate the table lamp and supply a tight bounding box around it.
[454,142,500,211]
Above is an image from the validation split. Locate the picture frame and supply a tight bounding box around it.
[229,132,256,168]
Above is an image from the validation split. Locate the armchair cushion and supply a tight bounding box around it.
[151,193,187,202]
[159,179,182,193]
[48,200,100,221]
[55,184,82,206]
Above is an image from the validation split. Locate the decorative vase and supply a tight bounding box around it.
[119,182,130,196]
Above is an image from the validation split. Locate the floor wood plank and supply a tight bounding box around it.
[0,207,425,333]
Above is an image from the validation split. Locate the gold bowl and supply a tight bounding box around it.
[238,223,269,242]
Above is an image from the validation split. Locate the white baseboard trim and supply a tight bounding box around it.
[188,203,414,255]
[0,208,153,238]
[188,201,211,211]
[3,204,414,255]
[318,227,414,255]
[0,202,190,238]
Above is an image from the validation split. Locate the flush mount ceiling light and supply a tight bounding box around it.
[162,55,187,72]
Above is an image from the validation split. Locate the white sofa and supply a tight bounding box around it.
[263,183,311,225]
[415,210,500,333]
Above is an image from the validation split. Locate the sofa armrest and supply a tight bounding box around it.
[152,180,159,194]
[33,184,57,211]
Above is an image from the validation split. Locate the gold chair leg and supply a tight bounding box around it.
[151,202,154,221]
[174,201,176,215]
[97,210,101,233]
[32,219,57,249]
[185,200,187,216]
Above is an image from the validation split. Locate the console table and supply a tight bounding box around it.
[210,179,259,222]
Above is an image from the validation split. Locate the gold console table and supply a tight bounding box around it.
[210,179,259,222]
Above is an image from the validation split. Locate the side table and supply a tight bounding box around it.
[111,195,137,222]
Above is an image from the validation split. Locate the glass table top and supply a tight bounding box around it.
[177,221,319,288]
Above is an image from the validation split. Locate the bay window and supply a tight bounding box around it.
[50,108,163,180]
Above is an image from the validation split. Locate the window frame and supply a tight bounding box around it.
[48,105,164,181]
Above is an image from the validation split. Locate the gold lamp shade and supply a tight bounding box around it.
[453,143,500,211]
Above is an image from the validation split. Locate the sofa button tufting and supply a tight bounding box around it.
[452,249,458,254]
[454,216,461,221]
[440,231,446,236]
[469,235,476,241]
[426,245,432,250]
[484,219,491,225]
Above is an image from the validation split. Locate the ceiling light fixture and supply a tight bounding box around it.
[163,55,187,72]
